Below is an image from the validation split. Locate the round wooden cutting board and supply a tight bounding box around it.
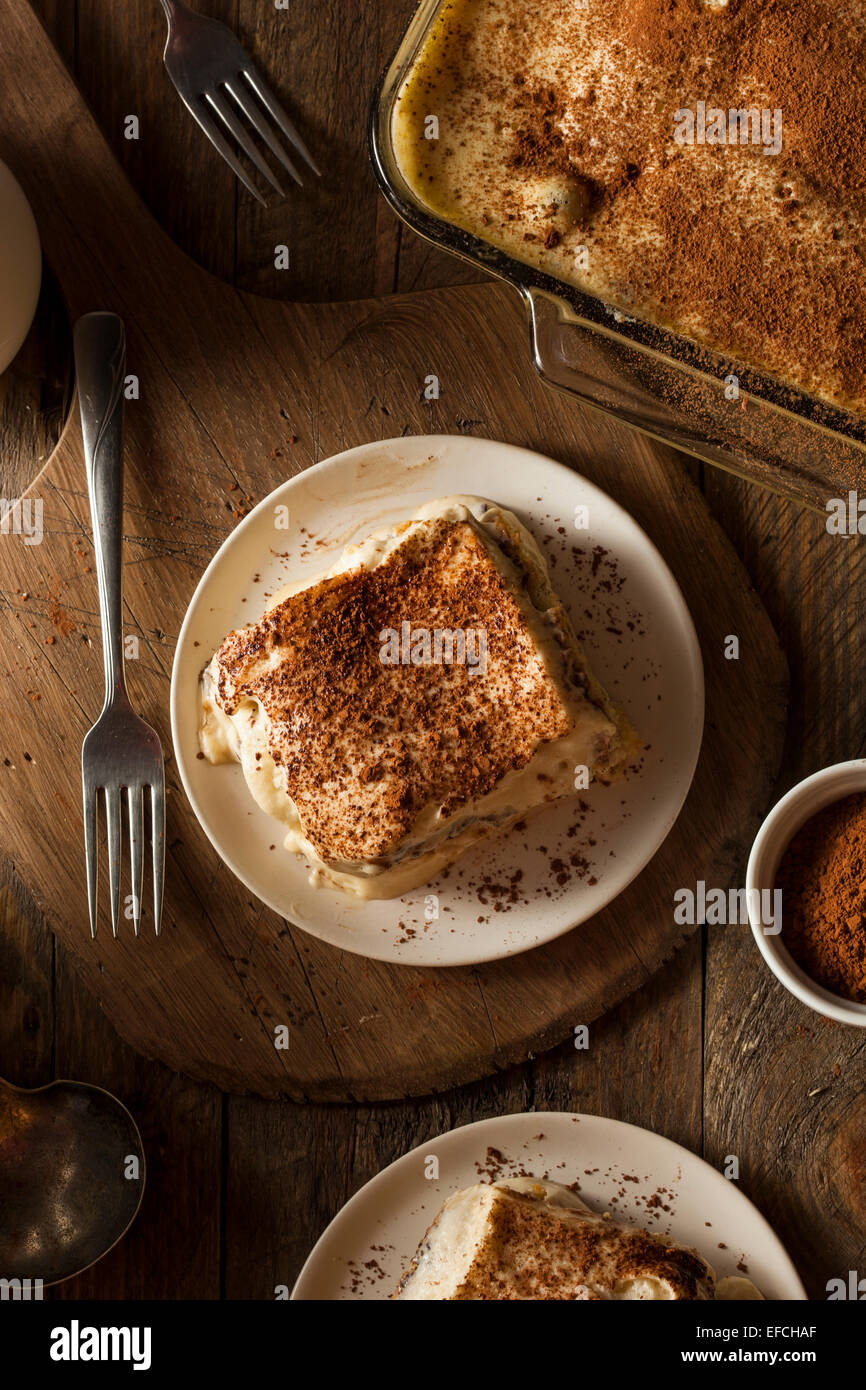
[0,0,787,1101]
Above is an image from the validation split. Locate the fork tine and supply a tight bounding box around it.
[241,66,321,177]
[224,79,302,187]
[105,786,123,939]
[180,96,267,205]
[205,88,284,197]
[83,779,99,939]
[128,785,144,938]
[150,774,166,937]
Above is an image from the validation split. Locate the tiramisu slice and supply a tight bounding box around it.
[199,496,639,899]
[394,1178,763,1301]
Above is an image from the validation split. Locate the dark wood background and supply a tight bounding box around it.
[1,0,863,1299]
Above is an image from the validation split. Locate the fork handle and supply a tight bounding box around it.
[74,312,129,708]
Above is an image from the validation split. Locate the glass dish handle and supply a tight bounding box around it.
[521,284,862,511]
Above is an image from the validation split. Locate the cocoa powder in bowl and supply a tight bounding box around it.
[775,792,866,1003]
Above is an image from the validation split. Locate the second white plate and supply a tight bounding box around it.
[171,435,703,966]
[292,1112,806,1301]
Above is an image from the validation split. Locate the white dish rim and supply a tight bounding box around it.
[291,1109,807,1301]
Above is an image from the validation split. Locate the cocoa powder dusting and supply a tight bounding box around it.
[401,0,866,414]
[776,792,866,1003]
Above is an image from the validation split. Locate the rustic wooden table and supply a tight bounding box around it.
[1,1,863,1300]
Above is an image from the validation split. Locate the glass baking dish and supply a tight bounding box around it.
[369,0,866,512]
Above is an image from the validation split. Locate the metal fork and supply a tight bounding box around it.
[75,313,166,938]
[158,0,320,205]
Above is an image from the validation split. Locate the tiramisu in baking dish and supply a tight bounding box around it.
[199,497,638,899]
[392,0,866,415]
[394,1178,763,1301]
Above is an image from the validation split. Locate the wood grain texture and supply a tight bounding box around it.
[75,0,239,282]
[0,0,787,1106]
[701,476,866,1297]
[0,863,54,1089]
[225,935,703,1298]
[0,266,71,500]
[1,0,861,1301]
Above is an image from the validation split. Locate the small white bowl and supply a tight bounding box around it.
[747,759,866,1026]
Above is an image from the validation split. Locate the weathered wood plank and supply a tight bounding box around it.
[76,0,238,281]
[702,475,866,1300]
[51,948,224,1301]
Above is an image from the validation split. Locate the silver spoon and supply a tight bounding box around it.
[0,1075,145,1286]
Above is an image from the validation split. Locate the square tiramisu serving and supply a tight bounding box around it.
[199,496,639,898]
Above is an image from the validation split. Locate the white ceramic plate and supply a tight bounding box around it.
[171,435,703,966]
[292,1111,806,1301]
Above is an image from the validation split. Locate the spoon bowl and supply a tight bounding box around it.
[0,1076,145,1285]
